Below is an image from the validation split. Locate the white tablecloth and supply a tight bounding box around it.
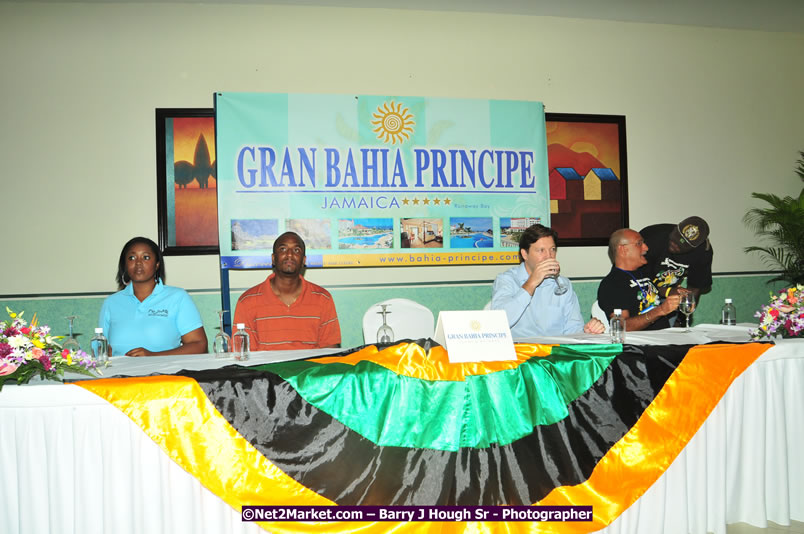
[604,336,804,534]
[1,327,802,533]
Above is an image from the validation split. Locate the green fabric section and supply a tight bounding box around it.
[259,344,621,451]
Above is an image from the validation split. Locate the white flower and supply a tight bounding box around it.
[7,335,32,350]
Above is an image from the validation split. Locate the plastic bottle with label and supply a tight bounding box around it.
[90,328,108,364]
[232,323,250,361]
[610,309,626,343]
[721,298,737,326]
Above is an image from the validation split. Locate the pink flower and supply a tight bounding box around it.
[20,327,31,335]
[38,355,52,371]
[31,347,45,358]
[0,343,11,358]
[0,360,19,376]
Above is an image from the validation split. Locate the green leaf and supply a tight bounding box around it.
[743,151,804,286]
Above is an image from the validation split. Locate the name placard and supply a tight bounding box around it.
[433,310,517,363]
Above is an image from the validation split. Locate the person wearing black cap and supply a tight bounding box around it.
[640,216,713,302]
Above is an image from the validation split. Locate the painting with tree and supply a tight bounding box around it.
[156,108,219,255]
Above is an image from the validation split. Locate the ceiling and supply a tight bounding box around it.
[8,0,804,33]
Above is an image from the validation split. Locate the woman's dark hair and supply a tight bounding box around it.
[116,237,166,290]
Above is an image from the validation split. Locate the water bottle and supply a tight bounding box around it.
[232,323,250,361]
[610,309,626,344]
[721,298,737,326]
[90,328,108,364]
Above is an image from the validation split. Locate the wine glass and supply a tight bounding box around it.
[62,315,81,353]
[550,265,568,296]
[376,304,394,344]
[678,294,695,332]
[213,310,232,358]
[553,275,569,296]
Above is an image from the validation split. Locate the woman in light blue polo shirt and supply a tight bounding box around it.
[99,237,208,356]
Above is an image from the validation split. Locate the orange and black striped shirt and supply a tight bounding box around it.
[234,274,341,350]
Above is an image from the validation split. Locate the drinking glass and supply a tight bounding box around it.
[553,276,569,296]
[376,304,394,344]
[213,310,232,358]
[62,315,81,353]
[678,294,695,332]
[550,268,569,296]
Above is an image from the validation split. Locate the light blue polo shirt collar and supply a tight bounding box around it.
[123,280,165,305]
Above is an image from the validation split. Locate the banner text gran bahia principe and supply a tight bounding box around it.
[215,93,551,269]
[236,144,541,193]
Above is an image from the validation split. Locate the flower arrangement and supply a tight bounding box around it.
[0,307,100,391]
[750,285,804,341]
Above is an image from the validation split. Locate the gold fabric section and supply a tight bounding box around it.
[532,342,771,534]
[75,376,332,512]
[312,343,555,381]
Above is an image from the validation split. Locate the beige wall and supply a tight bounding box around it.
[2,2,803,295]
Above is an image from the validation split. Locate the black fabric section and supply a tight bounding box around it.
[182,344,689,506]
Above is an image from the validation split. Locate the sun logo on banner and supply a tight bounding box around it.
[371,101,415,144]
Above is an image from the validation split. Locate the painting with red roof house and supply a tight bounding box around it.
[545,113,628,246]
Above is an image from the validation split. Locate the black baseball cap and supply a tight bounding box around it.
[670,216,709,251]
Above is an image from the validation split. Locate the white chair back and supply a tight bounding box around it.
[362,298,435,344]
[591,300,610,332]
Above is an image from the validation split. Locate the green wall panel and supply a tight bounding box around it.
[0,274,787,353]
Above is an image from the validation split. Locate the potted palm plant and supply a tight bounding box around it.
[744,151,804,341]
[743,151,804,286]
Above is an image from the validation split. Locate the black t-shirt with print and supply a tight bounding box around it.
[597,266,670,330]
[640,224,714,293]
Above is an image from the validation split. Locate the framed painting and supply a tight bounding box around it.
[156,108,219,255]
[545,113,629,247]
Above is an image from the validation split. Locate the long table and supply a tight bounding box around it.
[0,326,802,534]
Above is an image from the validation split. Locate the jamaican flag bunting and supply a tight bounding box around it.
[75,341,769,533]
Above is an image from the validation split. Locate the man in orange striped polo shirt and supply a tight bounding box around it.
[234,232,341,351]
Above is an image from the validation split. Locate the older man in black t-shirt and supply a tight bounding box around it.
[598,228,682,332]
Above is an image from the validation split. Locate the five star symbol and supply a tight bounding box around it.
[404,196,452,206]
